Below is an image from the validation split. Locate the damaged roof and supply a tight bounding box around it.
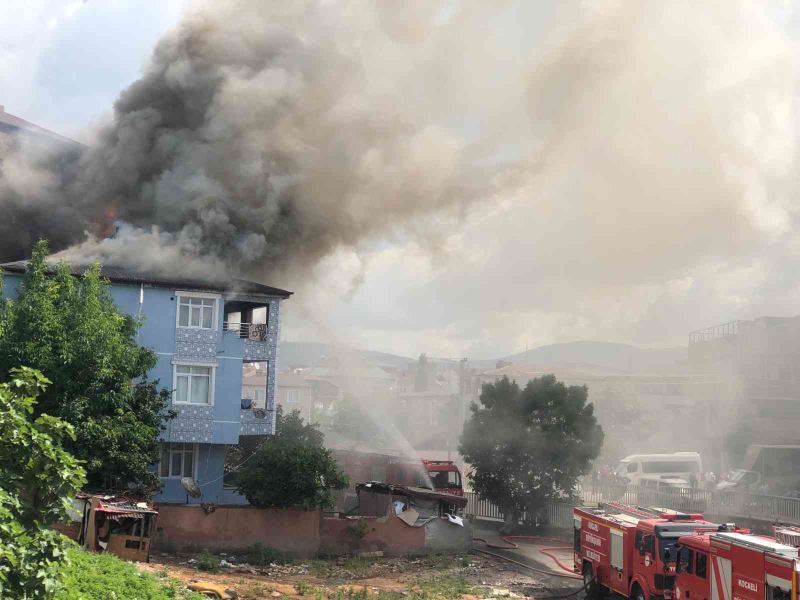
[356,481,468,508]
[0,260,292,299]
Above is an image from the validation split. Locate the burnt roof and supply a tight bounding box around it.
[0,260,292,299]
[356,481,468,508]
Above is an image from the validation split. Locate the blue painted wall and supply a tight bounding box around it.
[1,271,281,506]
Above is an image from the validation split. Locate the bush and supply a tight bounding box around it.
[55,548,205,599]
[195,549,221,572]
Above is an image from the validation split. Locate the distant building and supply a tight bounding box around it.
[395,356,478,454]
[477,361,712,466]
[275,369,314,422]
[689,317,800,468]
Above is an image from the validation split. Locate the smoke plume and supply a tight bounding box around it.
[0,1,519,283]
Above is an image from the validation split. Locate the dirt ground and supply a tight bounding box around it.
[140,550,578,600]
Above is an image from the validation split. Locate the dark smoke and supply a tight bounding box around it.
[0,1,513,283]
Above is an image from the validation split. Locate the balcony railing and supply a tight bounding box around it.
[689,320,744,344]
[223,322,268,341]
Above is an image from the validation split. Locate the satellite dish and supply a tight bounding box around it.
[181,477,202,498]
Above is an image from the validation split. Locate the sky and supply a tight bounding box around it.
[3,0,800,360]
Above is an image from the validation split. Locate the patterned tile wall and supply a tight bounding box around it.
[239,408,272,435]
[175,328,219,361]
[163,404,215,443]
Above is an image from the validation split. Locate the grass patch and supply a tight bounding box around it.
[309,559,333,577]
[55,547,206,600]
[340,556,374,574]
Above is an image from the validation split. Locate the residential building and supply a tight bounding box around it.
[395,355,478,454]
[0,260,291,504]
[275,369,314,422]
[0,104,79,156]
[476,360,715,466]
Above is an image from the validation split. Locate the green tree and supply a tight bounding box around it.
[460,375,603,531]
[0,240,172,490]
[0,367,86,599]
[233,408,349,509]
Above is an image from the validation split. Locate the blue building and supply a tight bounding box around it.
[0,261,291,504]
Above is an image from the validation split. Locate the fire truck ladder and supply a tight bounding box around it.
[601,502,663,520]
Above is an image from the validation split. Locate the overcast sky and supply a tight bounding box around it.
[4,1,800,360]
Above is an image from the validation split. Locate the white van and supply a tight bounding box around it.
[614,452,702,485]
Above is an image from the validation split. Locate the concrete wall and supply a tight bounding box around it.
[423,518,473,553]
[152,504,470,557]
[319,514,426,556]
[154,505,320,554]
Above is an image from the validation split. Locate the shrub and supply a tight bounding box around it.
[55,548,205,599]
[195,549,221,572]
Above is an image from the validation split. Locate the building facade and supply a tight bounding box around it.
[689,317,800,470]
[0,262,291,504]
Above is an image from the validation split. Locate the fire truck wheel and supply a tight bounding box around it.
[630,584,645,600]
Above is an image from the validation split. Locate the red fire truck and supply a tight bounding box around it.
[674,531,798,600]
[574,503,718,600]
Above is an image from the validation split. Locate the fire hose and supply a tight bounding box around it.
[471,544,589,599]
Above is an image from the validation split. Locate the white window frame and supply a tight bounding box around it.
[172,362,216,406]
[175,290,220,330]
[286,389,300,404]
[159,443,198,479]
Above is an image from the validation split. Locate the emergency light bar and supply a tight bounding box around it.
[660,512,704,521]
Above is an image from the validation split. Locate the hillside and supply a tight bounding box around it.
[278,341,415,370]
[278,340,687,374]
[498,341,686,373]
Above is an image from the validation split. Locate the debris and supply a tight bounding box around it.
[397,508,419,526]
[446,513,464,527]
[187,581,237,599]
[357,550,384,558]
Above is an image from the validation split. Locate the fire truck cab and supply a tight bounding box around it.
[675,532,798,600]
[422,460,463,496]
[575,503,715,600]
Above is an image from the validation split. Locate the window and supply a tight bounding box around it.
[174,365,213,404]
[642,461,699,474]
[677,547,693,574]
[695,552,707,578]
[286,389,300,404]
[428,470,461,487]
[644,535,655,555]
[159,443,196,478]
[627,462,639,473]
[177,295,217,329]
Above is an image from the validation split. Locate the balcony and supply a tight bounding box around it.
[223,321,268,342]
